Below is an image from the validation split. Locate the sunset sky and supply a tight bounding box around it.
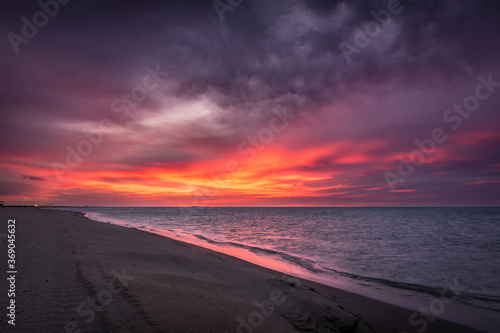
[1,0,499,206]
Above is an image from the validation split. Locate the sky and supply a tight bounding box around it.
[0,0,499,206]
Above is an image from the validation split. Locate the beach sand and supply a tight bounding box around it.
[0,207,482,332]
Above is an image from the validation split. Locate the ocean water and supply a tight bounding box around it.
[54,206,500,331]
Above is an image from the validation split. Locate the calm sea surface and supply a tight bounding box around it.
[53,207,500,331]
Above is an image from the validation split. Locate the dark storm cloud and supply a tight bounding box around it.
[2,0,499,133]
[0,0,499,205]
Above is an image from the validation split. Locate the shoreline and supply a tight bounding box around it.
[0,207,486,332]
[75,207,499,331]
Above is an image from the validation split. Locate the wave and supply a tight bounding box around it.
[192,234,321,272]
[321,266,500,311]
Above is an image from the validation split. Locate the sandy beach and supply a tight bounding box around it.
[0,207,483,332]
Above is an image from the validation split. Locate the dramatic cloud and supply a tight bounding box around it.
[0,0,499,206]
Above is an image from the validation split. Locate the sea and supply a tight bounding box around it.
[52,206,500,332]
